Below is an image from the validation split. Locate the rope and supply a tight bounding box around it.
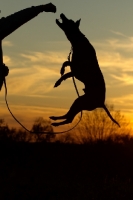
[3,48,82,134]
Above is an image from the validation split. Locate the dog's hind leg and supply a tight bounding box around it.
[50,115,67,121]
[50,95,94,126]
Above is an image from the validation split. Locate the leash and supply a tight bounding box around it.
[3,49,82,134]
[67,47,83,125]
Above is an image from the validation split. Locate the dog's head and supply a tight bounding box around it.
[56,13,81,41]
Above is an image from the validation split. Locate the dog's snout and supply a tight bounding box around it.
[60,13,67,21]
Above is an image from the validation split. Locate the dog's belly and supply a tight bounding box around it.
[83,85,106,103]
[74,69,106,101]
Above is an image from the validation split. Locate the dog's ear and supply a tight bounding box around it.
[75,19,81,27]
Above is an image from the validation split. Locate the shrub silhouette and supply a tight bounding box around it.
[0,117,55,143]
[0,119,9,141]
[10,128,32,142]
[74,104,131,143]
[31,117,55,142]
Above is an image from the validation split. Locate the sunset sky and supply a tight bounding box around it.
[1,0,133,131]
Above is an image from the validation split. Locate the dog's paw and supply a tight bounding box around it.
[54,80,61,87]
[51,122,59,127]
[60,68,65,76]
[49,116,58,120]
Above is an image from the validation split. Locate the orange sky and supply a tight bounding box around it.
[1,0,133,131]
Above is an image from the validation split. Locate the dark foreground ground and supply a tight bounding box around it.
[0,140,133,200]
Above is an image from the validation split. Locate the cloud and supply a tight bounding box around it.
[105,93,133,125]
[110,30,128,38]
[111,73,133,85]
[21,51,67,66]
[3,40,13,47]
[107,93,133,114]
[94,31,133,66]
[3,50,75,97]
[91,32,133,119]
[3,41,133,99]
[104,30,133,51]
[6,66,57,95]
[3,55,12,66]
[0,101,69,130]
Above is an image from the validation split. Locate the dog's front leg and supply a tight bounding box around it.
[54,72,73,87]
[60,61,71,76]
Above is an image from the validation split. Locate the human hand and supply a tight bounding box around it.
[43,3,56,13]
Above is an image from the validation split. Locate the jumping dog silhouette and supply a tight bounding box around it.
[50,14,120,127]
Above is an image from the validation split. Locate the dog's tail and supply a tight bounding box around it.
[103,104,120,127]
